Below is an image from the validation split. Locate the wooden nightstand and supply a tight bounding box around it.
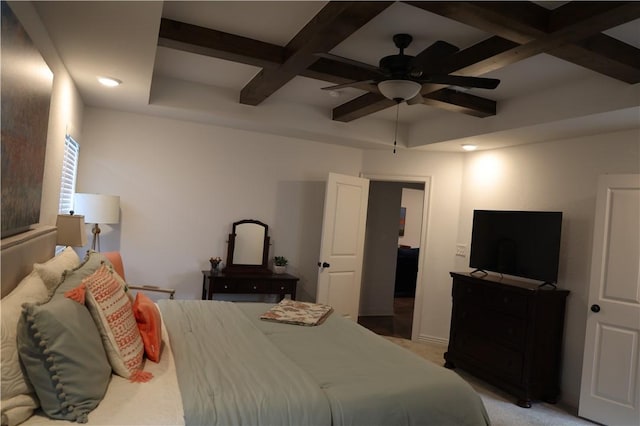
[201,271,298,301]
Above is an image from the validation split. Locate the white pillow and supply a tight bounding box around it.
[33,246,81,292]
[1,271,48,426]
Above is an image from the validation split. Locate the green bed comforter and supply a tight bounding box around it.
[159,300,490,426]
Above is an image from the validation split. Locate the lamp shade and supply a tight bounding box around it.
[74,194,120,224]
[377,79,421,102]
[56,214,87,247]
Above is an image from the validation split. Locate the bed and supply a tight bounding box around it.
[1,226,490,426]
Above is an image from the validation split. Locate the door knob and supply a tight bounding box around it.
[590,304,601,313]
[317,262,330,268]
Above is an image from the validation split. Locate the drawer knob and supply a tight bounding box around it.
[280,286,285,290]
[253,285,257,290]
[224,285,228,289]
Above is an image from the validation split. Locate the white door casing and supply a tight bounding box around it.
[362,174,431,342]
[578,174,640,425]
[316,173,369,320]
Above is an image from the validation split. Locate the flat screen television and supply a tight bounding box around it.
[469,210,563,284]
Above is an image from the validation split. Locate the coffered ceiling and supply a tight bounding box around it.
[32,1,640,151]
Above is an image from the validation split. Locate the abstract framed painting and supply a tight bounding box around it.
[399,207,406,237]
[1,1,53,238]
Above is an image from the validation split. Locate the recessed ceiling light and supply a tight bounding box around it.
[462,144,478,151]
[97,76,122,87]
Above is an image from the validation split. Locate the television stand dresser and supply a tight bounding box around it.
[445,272,569,408]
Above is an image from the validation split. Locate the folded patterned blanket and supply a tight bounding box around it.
[260,299,333,326]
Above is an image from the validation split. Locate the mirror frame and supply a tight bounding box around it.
[223,219,271,275]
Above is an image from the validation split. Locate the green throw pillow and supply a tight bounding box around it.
[17,297,111,423]
[52,251,111,297]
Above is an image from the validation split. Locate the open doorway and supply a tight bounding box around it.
[357,179,427,340]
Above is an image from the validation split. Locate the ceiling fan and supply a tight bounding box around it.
[321,34,501,104]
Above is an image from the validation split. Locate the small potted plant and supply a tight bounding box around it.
[273,256,288,274]
[209,256,222,274]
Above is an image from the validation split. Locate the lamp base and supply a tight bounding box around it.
[91,223,102,251]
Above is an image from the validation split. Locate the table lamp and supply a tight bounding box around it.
[74,193,120,251]
[55,212,87,247]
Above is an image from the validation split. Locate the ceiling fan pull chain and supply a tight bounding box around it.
[393,101,400,154]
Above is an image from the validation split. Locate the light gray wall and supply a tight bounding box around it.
[76,107,364,302]
[360,181,403,316]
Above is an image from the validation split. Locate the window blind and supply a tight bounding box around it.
[58,135,79,214]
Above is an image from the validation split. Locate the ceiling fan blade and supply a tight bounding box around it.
[315,52,382,75]
[411,40,459,73]
[406,92,424,105]
[321,80,376,91]
[424,74,500,89]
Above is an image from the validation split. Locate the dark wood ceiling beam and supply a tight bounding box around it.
[435,36,520,75]
[301,58,381,86]
[405,1,549,45]
[158,18,284,69]
[423,89,496,117]
[435,2,640,77]
[547,1,632,32]
[158,19,383,87]
[239,1,392,106]
[406,1,640,83]
[158,16,498,120]
[551,34,640,83]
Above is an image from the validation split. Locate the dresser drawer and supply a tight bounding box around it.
[271,281,294,294]
[453,280,482,302]
[453,332,523,382]
[483,286,528,318]
[454,308,526,350]
[212,280,240,293]
[245,281,271,293]
[204,271,298,301]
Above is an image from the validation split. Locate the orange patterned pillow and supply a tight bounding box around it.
[79,264,149,381]
[132,292,162,362]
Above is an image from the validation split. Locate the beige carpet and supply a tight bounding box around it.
[384,336,596,426]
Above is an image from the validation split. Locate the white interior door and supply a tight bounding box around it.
[579,174,640,425]
[316,173,369,320]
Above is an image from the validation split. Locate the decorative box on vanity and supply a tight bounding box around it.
[445,272,569,408]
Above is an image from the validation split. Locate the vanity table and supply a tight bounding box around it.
[202,219,298,301]
[201,271,297,301]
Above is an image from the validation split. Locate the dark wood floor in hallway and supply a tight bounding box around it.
[357,297,414,339]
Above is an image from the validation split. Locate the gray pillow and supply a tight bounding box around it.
[52,251,111,297]
[17,297,111,423]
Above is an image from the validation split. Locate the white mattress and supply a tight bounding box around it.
[22,320,184,425]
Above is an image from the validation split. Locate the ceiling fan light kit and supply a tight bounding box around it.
[378,79,421,102]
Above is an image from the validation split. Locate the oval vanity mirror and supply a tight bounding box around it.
[223,219,271,274]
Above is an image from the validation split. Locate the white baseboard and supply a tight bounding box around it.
[416,334,448,346]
